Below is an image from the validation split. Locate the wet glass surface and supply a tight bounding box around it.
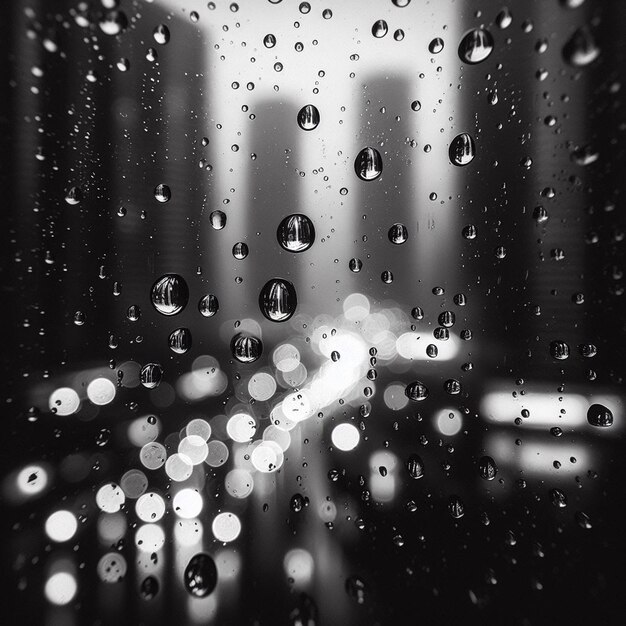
[3,0,626,624]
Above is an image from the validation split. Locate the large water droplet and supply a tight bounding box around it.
[65,186,82,205]
[586,403,613,427]
[297,104,320,131]
[198,294,219,317]
[263,33,277,48]
[428,37,444,54]
[478,456,498,480]
[210,210,226,230]
[549,340,570,360]
[563,26,599,66]
[458,28,494,64]
[449,133,476,166]
[405,380,429,401]
[277,214,315,252]
[388,223,408,245]
[371,20,388,38]
[140,363,162,389]
[154,184,171,203]
[184,553,217,598]
[406,454,424,479]
[169,328,192,354]
[153,24,170,45]
[259,278,297,322]
[232,242,249,260]
[231,333,263,363]
[354,147,383,181]
[151,274,189,316]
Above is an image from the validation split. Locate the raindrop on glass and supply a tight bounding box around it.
[405,381,429,402]
[563,26,599,67]
[154,184,171,203]
[153,24,170,45]
[586,403,613,427]
[354,147,383,181]
[168,328,192,354]
[429,37,444,54]
[458,28,494,64]
[231,333,263,363]
[371,20,388,38]
[406,454,425,479]
[277,214,315,252]
[151,274,189,316]
[140,363,162,389]
[210,210,226,230]
[233,242,249,260]
[388,223,408,245]
[184,554,218,598]
[297,104,320,131]
[198,294,219,317]
[479,456,498,480]
[449,133,476,166]
[259,278,298,322]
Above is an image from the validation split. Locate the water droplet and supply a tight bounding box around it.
[297,104,320,131]
[429,37,444,54]
[496,7,513,29]
[233,242,249,260]
[563,26,599,67]
[371,20,388,38]
[210,210,226,230]
[438,311,455,327]
[74,311,86,326]
[458,28,494,64]
[381,270,393,284]
[449,133,476,166]
[345,576,366,604]
[406,454,425,479]
[289,592,318,626]
[479,456,498,480]
[586,403,613,427]
[184,554,217,598]
[575,511,592,529]
[444,379,461,395]
[140,363,162,389]
[426,344,438,358]
[127,305,141,321]
[388,223,408,245]
[64,186,83,205]
[277,214,315,252]
[169,328,192,354]
[354,147,383,181]
[449,495,465,519]
[198,294,219,317]
[405,381,429,401]
[264,33,277,48]
[99,10,128,36]
[549,488,567,508]
[151,274,189,316]
[231,333,263,363]
[394,29,405,41]
[259,278,298,322]
[154,184,171,203]
[349,258,362,272]
[411,306,424,320]
[153,24,170,45]
[140,576,159,600]
[549,340,570,360]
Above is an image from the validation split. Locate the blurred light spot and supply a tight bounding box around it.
[135,523,165,552]
[97,552,127,583]
[370,450,398,503]
[174,519,203,546]
[165,453,193,481]
[250,440,284,472]
[225,468,254,498]
[212,512,241,543]
[136,492,165,523]
[272,344,301,372]
[45,572,77,605]
[95,482,125,513]
[270,403,298,432]
[277,362,308,387]
[263,425,291,451]
[283,548,314,586]
[127,415,160,447]
[206,440,229,467]
[384,382,409,411]
[16,464,48,496]
[45,510,77,542]
[215,549,241,582]
[179,435,209,465]
[318,500,337,523]
[343,293,370,322]
[140,441,167,470]
[48,387,80,416]
[331,423,360,451]
[248,372,277,401]
[226,413,257,442]
[187,594,218,623]
[86,377,116,405]
[97,512,126,543]
[436,408,463,436]
[186,418,212,441]
[120,469,148,499]
[173,488,203,519]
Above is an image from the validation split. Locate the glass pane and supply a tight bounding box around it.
[4,0,625,624]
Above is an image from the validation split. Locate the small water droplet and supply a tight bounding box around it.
[154,184,171,203]
[549,340,570,360]
[99,10,128,36]
[297,104,320,131]
[429,37,444,54]
[65,186,82,205]
[406,454,425,479]
[168,328,192,354]
[371,20,388,38]
[231,333,263,363]
[563,26,599,67]
[388,223,408,245]
[210,210,226,230]
[151,274,189,316]
[277,214,315,252]
[405,381,429,401]
[449,133,476,166]
[479,456,498,480]
[198,294,219,317]
[140,363,162,389]
[232,242,249,260]
[449,495,465,519]
[153,24,170,45]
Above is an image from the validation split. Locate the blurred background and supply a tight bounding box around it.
[3,0,626,624]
